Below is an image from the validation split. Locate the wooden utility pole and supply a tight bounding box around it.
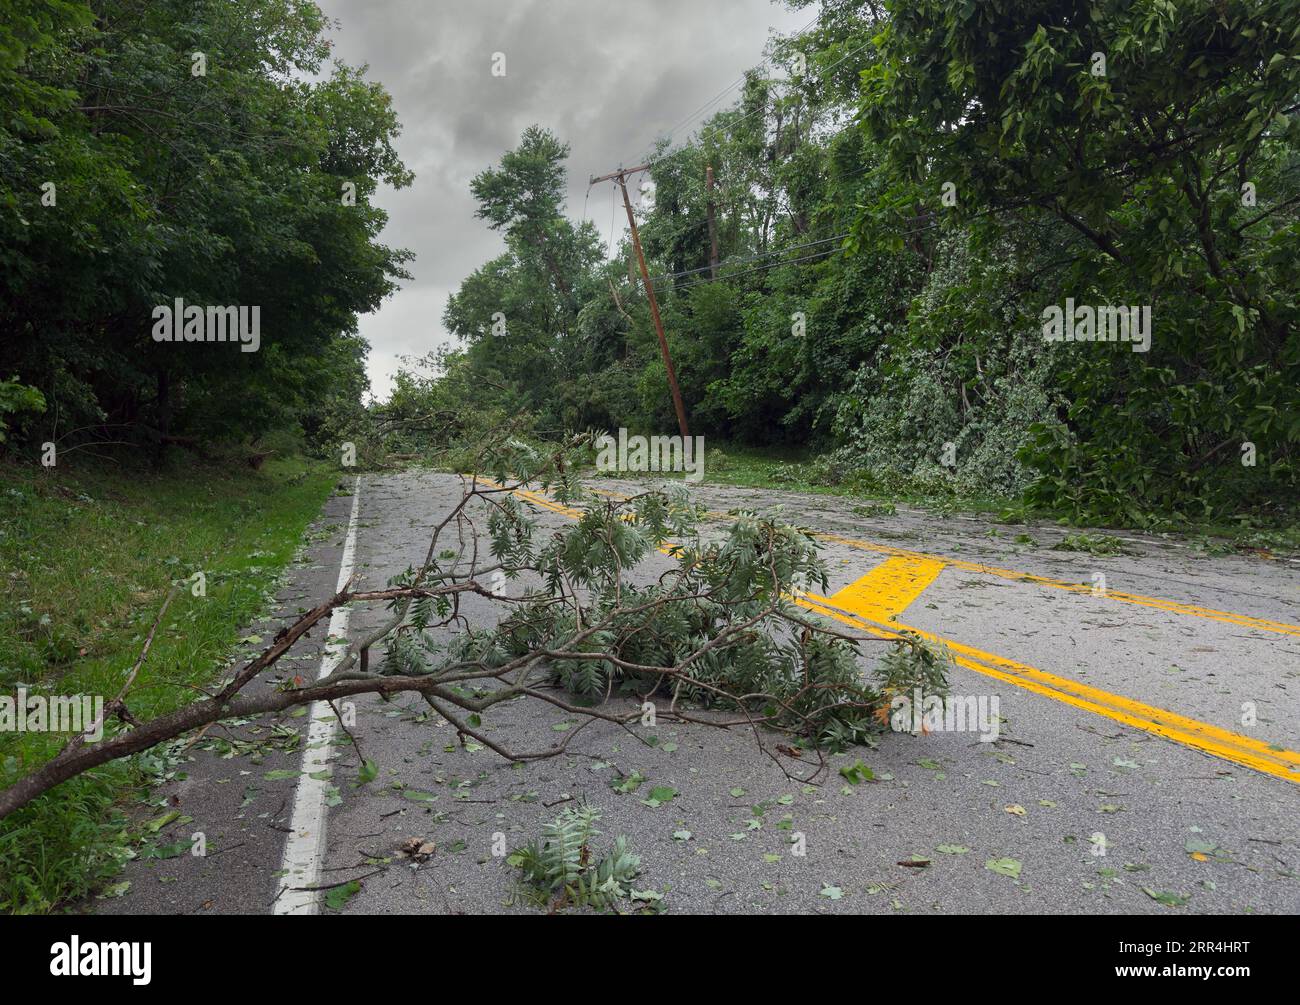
[706,165,719,280]
[591,164,691,440]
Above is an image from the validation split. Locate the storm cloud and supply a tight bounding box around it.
[314,0,809,397]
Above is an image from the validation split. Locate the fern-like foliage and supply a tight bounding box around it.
[509,804,642,911]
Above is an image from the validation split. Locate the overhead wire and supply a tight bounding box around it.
[652,216,948,294]
[645,232,850,285]
[641,11,822,162]
[598,16,894,294]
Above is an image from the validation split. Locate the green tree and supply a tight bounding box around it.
[0,0,413,458]
[859,0,1300,520]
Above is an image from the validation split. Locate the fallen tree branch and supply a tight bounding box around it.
[0,435,950,822]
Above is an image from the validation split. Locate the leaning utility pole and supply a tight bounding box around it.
[590,164,691,440]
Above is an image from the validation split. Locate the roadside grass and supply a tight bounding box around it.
[659,442,1012,513]
[0,452,337,913]
[678,445,1299,558]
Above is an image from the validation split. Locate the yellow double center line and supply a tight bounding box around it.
[803,572,1300,785]
[497,481,1300,784]
[586,486,1300,638]
[815,530,1300,638]
[824,556,946,623]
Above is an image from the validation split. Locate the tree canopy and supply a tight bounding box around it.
[399,0,1297,527]
[5,0,1296,526]
[0,0,412,457]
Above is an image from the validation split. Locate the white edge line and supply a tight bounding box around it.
[273,476,361,916]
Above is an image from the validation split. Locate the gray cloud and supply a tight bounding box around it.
[315,0,809,397]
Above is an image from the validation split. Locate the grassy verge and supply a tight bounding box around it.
[639,443,1014,513]
[0,452,337,913]
[673,444,1298,558]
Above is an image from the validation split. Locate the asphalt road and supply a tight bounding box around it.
[96,469,1300,915]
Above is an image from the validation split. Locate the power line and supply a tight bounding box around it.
[656,14,820,138]
[590,20,878,285]
[605,157,874,280]
[643,36,875,171]
[636,12,822,163]
[615,35,876,272]
[659,217,947,293]
[710,38,874,144]
[646,232,850,284]
[592,21,892,298]
[667,244,844,291]
[656,72,766,152]
[609,182,617,251]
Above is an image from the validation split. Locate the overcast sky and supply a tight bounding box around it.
[314,0,811,400]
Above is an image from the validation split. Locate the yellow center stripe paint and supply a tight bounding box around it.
[815,529,1300,638]
[828,558,946,623]
[582,486,1300,638]
[500,480,1300,784]
[513,487,584,519]
[797,592,1300,784]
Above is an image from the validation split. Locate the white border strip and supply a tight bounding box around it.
[274,476,361,915]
